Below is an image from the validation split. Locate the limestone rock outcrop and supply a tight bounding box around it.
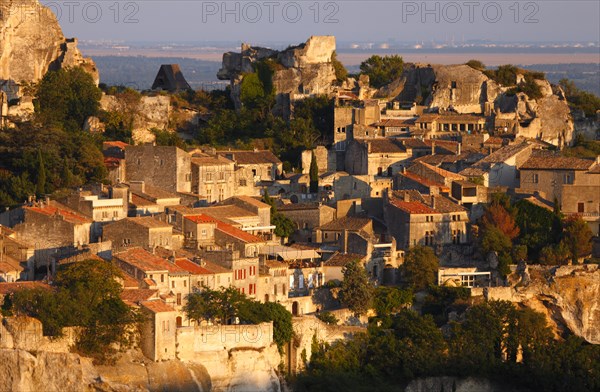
[482,264,600,344]
[378,63,574,146]
[0,0,98,94]
[218,36,338,116]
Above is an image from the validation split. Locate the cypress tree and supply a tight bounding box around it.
[309,151,319,193]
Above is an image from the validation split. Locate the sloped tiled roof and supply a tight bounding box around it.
[318,216,372,231]
[124,216,172,229]
[0,281,51,295]
[185,214,218,224]
[141,300,175,313]
[358,138,406,153]
[216,222,263,243]
[323,252,365,267]
[120,289,158,305]
[520,154,595,170]
[217,150,281,165]
[115,247,188,274]
[389,199,438,214]
[26,203,91,225]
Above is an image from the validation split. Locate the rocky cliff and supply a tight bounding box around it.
[378,63,574,146]
[0,0,98,94]
[218,36,338,116]
[478,264,600,344]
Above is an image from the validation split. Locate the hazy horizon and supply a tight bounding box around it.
[43,1,600,45]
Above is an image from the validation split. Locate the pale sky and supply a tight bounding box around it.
[43,0,600,45]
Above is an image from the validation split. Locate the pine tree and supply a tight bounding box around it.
[309,151,319,194]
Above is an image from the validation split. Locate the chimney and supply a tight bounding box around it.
[45,196,50,207]
[431,141,436,156]
[457,142,461,155]
[403,192,410,202]
[431,195,436,210]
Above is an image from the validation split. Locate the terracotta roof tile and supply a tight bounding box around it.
[0,282,51,295]
[324,252,366,267]
[318,216,371,231]
[120,289,158,304]
[115,247,188,274]
[389,199,438,214]
[521,154,595,170]
[26,202,91,225]
[141,300,175,313]
[216,222,263,243]
[185,214,218,224]
[217,150,281,165]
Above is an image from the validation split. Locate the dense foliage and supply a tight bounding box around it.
[0,67,108,209]
[479,195,594,266]
[339,260,374,316]
[262,192,295,239]
[372,286,412,317]
[465,59,486,71]
[401,245,439,290]
[36,67,102,132]
[331,51,348,83]
[559,78,600,117]
[484,65,545,99]
[184,286,292,350]
[295,301,600,392]
[359,55,404,88]
[4,260,140,364]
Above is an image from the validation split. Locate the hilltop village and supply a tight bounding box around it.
[1,1,600,390]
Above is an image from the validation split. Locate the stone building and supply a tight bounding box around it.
[61,190,127,242]
[0,227,35,280]
[128,181,181,216]
[102,141,128,184]
[217,150,282,185]
[257,259,289,303]
[11,201,92,271]
[384,191,469,251]
[344,138,410,176]
[125,145,192,194]
[151,64,191,92]
[313,216,373,244]
[413,113,487,140]
[333,102,381,153]
[519,154,600,235]
[191,154,236,203]
[278,203,336,242]
[460,142,534,188]
[103,216,176,252]
[322,252,366,283]
[139,300,177,361]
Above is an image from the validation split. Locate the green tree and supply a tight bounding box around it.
[561,216,593,263]
[309,151,319,193]
[559,78,600,117]
[402,245,439,291]
[36,67,102,132]
[372,287,412,317]
[262,192,295,239]
[238,300,293,351]
[331,51,348,83]
[466,60,486,71]
[515,199,563,262]
[184,286,247,325]
[35,150,46,196]
[339,260,374,316]
[359,55,404,88]
[10,259,140,364]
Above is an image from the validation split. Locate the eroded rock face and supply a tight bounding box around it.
[218,36,337,116]
[0,0,98,92]
[484,264,600,344]
[378,63,574,146]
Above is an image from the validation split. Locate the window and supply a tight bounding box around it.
[274,284,278,295]
[113,210,119,218]
[282,284,286,295]
[172,281,175,288]
[578,202,585,213]
[184,280,187,287]
[206,172,213,181]
[425,231,434,245]
[563,174,572,184]
[252,169,257,176]
[201,229,207,238]
[218,171,225,180]
[239,179,247,187]
[532,173,539,184]
[102,211,108,218]
[161,274,164,283]
[176,293,182,305]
